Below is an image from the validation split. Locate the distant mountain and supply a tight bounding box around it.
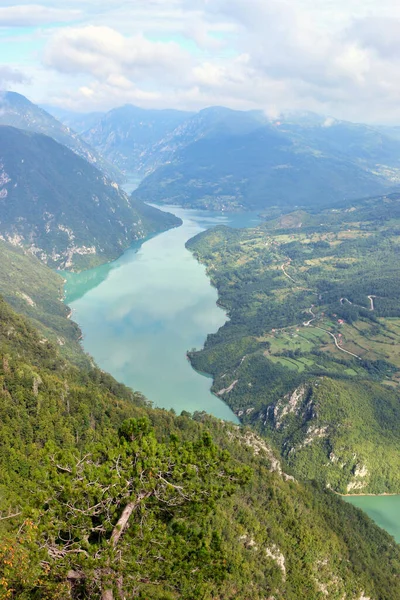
[0,125,181,270]
[133,120,396,211]
[41,105,105,135]
[81,104,192,174]
[32,97,400,211]
[276,113,400,171]
[0,92,122,182]
[135,106,270,176]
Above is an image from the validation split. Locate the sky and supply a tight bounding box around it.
[1,0,400,122]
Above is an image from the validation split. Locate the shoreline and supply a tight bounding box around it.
[341,492,400,497]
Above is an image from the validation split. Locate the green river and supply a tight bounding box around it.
[64,206,260,422]
[344,496,400,543]
[63,202,400,543]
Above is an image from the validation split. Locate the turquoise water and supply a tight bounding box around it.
[63,202,400,542]
[345,495,400,543]
[64,206,260,421]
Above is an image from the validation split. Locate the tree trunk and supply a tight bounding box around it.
[100,492,152,600]
[110,492,152,548]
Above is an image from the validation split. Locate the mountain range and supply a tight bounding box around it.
[0,90,399,597]
[44,100,400,212]
[79,104,191,174]
[132,109,400,211]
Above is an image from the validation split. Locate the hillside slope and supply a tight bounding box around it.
[187,193,400,493]
[0,125,180,270]
[0,91,122,182]
[0,239,85,365]
[134,125,393,211]
[0,294,399,599]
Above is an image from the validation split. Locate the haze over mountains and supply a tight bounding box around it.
[130,109,400,211]
[80,104,192,174]
[3,90,400,269]
[45,101,400,211]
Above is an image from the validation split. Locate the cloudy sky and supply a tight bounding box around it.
[1,0,400,122]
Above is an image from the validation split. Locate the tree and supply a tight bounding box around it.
[31,418,250,599]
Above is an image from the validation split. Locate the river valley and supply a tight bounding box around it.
[64,206,260,422]
[63,201,400,544]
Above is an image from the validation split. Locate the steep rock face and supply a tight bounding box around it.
[0,91,122,182]
[252,376,400,494]
[0,126,180,270]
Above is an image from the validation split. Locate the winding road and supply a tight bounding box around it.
[303,306,317,327]
[313,326,362,360]
[281,262,364,360]
[340,296,376,311]
[368,295,376,311]
[303,306,362,360]
[281,263,298,284]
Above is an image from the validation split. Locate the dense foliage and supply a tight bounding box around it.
[0,240,85,366]
[0,293,399,598]
[187,194,400,493]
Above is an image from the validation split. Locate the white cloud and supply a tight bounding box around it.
[322,117,336,128]
[4,0,400,122]
[44,25,192,86]
[346,17,400,59]
[0,5,81,26]
[0,65,29,87]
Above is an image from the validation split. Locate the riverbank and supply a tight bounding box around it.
[344,495,400,542]
[341,493,400,497]
[62,206,262,422]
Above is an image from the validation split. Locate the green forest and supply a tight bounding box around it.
[0,241,399,598]
[187,193,400,494]
[0,126,180,271]
[1,295,400,598]
[2,65,400,600]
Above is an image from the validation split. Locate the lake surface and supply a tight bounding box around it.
[345,495,400,543]
[64,206,260,422]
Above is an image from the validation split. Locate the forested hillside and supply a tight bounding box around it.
[0,126,180,270]
[134,128,391,211]
[0,294,399,599]
[0,239,86,366]
[187,193,400,494]
[1,94,399,598]
[132,110,400,211]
